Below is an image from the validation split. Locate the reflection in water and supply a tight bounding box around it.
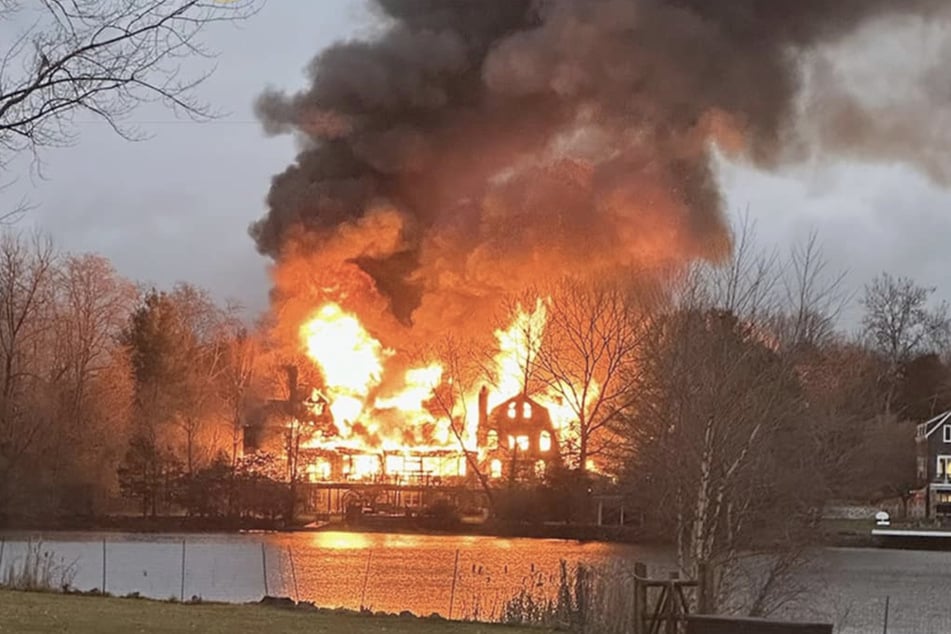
[0,532,948,633]
[307,531,372,550]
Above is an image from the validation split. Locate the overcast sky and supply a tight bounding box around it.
[2,2,950,331]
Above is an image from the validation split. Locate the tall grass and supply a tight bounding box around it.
[496,560,638,633]
[1,540,77,592]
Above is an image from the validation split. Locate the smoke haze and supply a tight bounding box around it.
[251,0,949,340]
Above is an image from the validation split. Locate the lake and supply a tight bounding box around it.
[0,530,947,633]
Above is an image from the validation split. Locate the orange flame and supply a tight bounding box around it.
[297,297,597,480]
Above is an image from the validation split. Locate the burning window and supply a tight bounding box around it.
[534,460,546,477]
[490,459,502,479]
[306,459,332,482]
[507,402,517,419]
[508,435,516,450]
[522,402,532,418]
[487,429,499,450]
[539,430,552,453]
[516,435,529,452]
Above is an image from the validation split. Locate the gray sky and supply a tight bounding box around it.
[2,2,950,329]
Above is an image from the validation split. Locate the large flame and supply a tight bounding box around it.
[296,298,595,481]
[301,302,388,426]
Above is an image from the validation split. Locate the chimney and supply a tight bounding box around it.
[284,364,299,402]
[478,385,489,431]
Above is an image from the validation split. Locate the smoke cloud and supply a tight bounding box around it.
[251,0,949,340]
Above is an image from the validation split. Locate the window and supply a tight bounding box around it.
[516,435,530,452]
[539,430,552,453]
[937,455,951,481]
[534,460,546,477]
[507,403,517,419]
[487,430,499,450]
[508,435,516,450]
[490,459,502,479]
[522,402,532,418]
[944,425,951,443]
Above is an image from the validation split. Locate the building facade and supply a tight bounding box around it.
[915,410,951,518]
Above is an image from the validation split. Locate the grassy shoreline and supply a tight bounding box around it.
[0,589,551,633]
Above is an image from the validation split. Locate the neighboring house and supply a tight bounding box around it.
[915,410,951,518]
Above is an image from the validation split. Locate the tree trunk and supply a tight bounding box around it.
[578,418,588,475]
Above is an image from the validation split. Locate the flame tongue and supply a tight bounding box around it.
[301,302,388,426]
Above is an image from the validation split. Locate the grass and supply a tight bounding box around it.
[0,590,551,634]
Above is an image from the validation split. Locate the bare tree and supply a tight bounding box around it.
[47,253,136,505]
[52,253,136,415]
[0,0,259,166]
[218,312,258,467]
[776,231,849,351]
[534,276,654,473]
[861,272,951,416]
[706,212,780,322]
[0,230,56,509]
[426,334,496,510]
[167,282,229,474]
[618,245,825,616]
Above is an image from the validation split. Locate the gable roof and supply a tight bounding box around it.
[921,410,951,439]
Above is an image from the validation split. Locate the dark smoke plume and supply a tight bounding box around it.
[252,0,947,337]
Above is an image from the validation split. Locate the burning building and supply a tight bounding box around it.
[241,1,951,514]
[478,387,561,482]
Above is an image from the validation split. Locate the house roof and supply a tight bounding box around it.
[921,410,951,439]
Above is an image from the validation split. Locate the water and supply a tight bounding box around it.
[0,531,947,632]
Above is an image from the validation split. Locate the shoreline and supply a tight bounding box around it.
[0,514,650,543]
[0,514,882,549]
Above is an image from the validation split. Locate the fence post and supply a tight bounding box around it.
[697,562,714,614]
[261,543,269,597]
[448,548,460,620]
[180,539,186,602]
[633,561,647,634]
[360,550,373,611]
[286,545,300,603]
[666,572,679,634]
[101,539,107,595]
[883,595,890,634]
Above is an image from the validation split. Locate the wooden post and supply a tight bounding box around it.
[287,545,300,603]
[666,573,679,634]
[360,550,373,611]
[180,539,186,602]
[448,548,460,620]
[633,561,647,634]
[883,596,890,634]
[597,500,604,526]
[261,543,269,597]
[619,504,625,526]
[101,539,107,595]
[698,562,714,614]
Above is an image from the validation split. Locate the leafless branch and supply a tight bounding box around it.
[0,0,261,165]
